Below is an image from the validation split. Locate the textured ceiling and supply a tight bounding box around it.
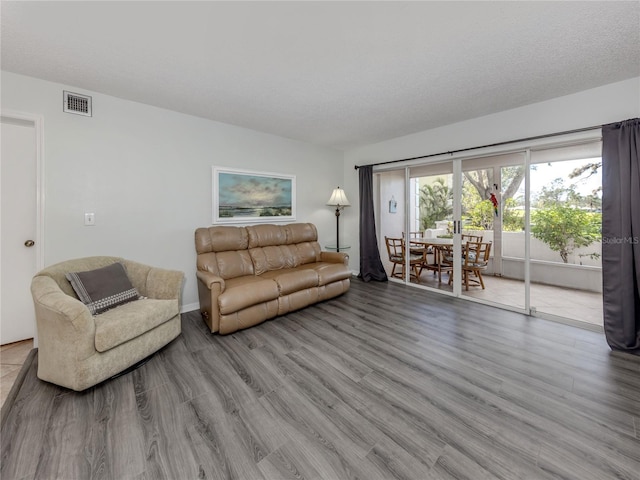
[2,1,639,150]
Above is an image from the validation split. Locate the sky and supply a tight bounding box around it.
[528,157,602,199]
[218,172,292,207]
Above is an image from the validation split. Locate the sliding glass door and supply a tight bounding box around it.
[406,162,455,292]
[374,137,603,329]
[528,142,603,326]
[457,153,527,312]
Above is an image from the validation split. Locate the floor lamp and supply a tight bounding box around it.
[327,187,350,252]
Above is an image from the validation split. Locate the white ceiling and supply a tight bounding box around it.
[2,1,639,150]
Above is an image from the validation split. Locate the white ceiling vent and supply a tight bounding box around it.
[63,91,92,116]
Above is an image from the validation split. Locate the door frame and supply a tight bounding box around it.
[1,109,45,346]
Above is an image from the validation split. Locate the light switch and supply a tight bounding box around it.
[84,212,95,226]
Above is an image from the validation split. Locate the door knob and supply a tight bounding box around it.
[24,240,35,247]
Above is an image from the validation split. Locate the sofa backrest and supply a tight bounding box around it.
[247,223,321,275]
[195,226,254,279]
[195,223,322,279]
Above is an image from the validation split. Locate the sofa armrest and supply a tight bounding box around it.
[196,271,226,291]
[196,271,225,333]
[320,251,349,266]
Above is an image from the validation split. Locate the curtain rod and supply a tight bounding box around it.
[353,124,603,170]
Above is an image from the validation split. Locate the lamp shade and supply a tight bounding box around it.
[327,187,350,207]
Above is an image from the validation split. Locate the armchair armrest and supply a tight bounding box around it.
[145,267,184,300]
[123,260,184,300]
[31,275,97,360]
[321,251,349,266]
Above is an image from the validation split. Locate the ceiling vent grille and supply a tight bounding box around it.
[63,91,92,116]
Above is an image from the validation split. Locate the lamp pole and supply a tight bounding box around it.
[335,206,341,252]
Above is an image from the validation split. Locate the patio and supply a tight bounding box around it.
[393,268,604,328]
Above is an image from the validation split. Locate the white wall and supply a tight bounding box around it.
[378,170,405,244]
[1,71,344,310]
[343,77,640,274]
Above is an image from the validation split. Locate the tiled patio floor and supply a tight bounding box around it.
[410,270,603,327]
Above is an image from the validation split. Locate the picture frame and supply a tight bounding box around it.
[212,167,296,224]
[389,195,397,213]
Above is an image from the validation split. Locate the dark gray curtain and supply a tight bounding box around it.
[602,118,640,354]
[358,165,388,282]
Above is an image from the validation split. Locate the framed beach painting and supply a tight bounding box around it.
[212,167,296,224]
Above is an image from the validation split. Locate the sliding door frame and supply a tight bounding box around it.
[375,129,603,327]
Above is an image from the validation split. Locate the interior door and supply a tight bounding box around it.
[1,115,38,344]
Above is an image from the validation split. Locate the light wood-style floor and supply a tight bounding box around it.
[2,279,639,480]
[1,339,33,408]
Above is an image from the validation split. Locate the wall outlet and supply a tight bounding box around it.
[84,212,95,226]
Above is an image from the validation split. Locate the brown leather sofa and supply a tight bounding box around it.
[195,223,351,334]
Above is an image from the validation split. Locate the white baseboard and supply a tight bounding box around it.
[180,302,200,314]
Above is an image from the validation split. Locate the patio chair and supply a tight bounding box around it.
[402,231,431,256]
[385,236,425,283]
[437,244,455,283]
[461,233,483,243]
[447,241,492,290]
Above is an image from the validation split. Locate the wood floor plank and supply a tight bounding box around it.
[257,439,323,480]
[365,434,436,480]
[2,279,639,480]
[1,355,63,480]
[34,389,94,480]
[359,371,552,480]
[428,444,501,480]
[184,391,269,480]
[260,384,393,480]
[135,381,202,479]
[191,345,262,410]
[213,335,283,399]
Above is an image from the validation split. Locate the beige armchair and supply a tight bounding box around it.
[31,256,183,391]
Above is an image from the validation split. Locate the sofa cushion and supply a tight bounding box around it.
[261,268,319,295]
[285,223,318,244]
[219,276,280,314]
[94,298,178,352]
[247,224,288,248]
[249,245,297,275]
[66,262,140,315]
[215,250,255,279]
[295,242,321,265]
[300,262,352,286]
[195,226,249,254]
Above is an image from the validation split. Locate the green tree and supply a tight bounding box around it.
[569,161,601,180]
[419,178,453,229]
[502,197,525,231]
[461,166,526,231]
[531,206,601,263]
[464,200,494,230]
[461,176,483,215]
[464,166,525,202]
[531,177,601,263]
